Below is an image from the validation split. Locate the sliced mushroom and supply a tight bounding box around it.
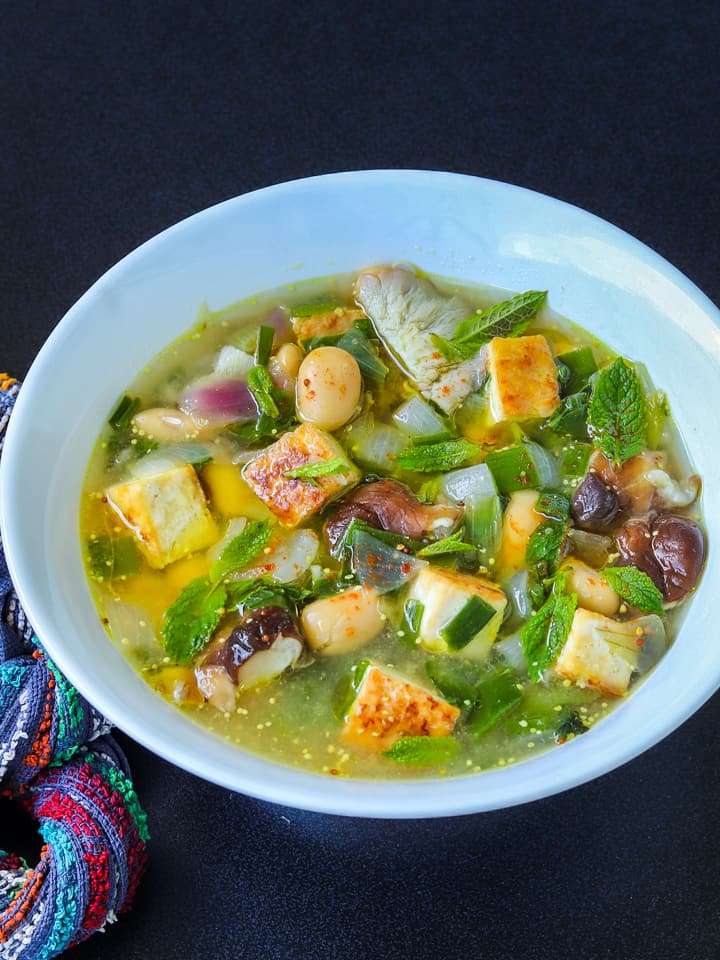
[651,515,705,603]
[615,518,665,592]
[589,450,666,514]
[614,514,705,603]
[324,479,460,555]
[206,606,304,690]
[571,473,620,531]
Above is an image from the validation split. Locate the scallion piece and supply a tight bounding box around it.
[557,346,597,395]
[292,299,339,318]
[108,393,140,431]
[559,441,592,487]
[401,598,424,647]
[485,442,558,493]
[254,324,275,366]
[392,396,451,440]
[467,668,523,738]
[350,530,426,594]
[336,328,389,383]
[464,493,502,564]
[439,595,497,651]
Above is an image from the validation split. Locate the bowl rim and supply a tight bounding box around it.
[2,168,719,818]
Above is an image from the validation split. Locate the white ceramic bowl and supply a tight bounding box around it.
[2,171,719,818]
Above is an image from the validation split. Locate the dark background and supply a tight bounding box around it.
[3,2,720,958]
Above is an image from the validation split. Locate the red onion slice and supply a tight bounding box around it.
[180,376,258,426]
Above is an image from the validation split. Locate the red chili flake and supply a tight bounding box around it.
[303,378,311,387]
[557,737,566,745]
[635,637,645,647]
[329,769,339,776]
[401,563,411,574]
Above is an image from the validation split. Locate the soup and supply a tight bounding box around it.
[80,265,705,779]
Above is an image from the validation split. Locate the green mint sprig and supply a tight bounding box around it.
[601,565,664,615]
[521,573,577,681]
[587,358,647,466]
[162,520,272,663]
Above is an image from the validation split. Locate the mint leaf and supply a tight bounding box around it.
[418,529,476,557]
[526,520,567,576]
[162,577,228,664]
[283,458,349,486]
[451,290,547,348]
[587,358,646,466]
[394,438,479,473]
[429,333,473,362]
[382,736,460,766]
[601,565,664,615]
[247,365,279,417]
[521,574,577,681]
[210,520,272,583]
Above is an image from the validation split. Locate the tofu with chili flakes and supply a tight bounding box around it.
[242,423,361,527]
[291,306,366,341]
[486,335,560,421]
[106,464,217,570]
[342,665,460,751]
[554,607,639,696]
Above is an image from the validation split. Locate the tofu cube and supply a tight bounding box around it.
[486,335,560,421]
[292,306,365,341]
[560,559,620,617]
[554,607,639,696]
[342,664,460,751]
[242,423,360,527]
[407,567,507,660]
[106,464,217,570]
[499,490,542,573]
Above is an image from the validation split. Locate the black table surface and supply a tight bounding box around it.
[3,3,720,958]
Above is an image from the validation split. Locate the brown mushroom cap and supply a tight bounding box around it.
[324,479,460,555]
[651,515,705,603]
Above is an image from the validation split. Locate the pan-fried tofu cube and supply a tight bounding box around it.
[406,567,507,660]
[292,305,365,341]
[554,608,638,696]
[487,335,560,422]
[242,423,360,527]
[106,464,217,570]
[342,664,459,751]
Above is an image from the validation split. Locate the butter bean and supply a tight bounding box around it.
[132,407,200,442]
[296,347,361,431]
[301,586,384,655]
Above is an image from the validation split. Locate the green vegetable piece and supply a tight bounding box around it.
[336,518,421,559]
[382,736,460,766]
[451,290,547,352]
[336,328,389,383]
[210,520,272,583]
[559,441,592,488]
[86,536,140,580]
[254,324,275,366]
[587,358,647,466]
[418,530,476,557]
[554,359,571,392]
[526,519,567,578]
[226,577,312,613]
[292,299,340,318]
[557,346,597,394]
[547,393,589,439]
[247,365,280,418]
[600,565,664,615]
[554,707,589,742]
[283,458,349,486]
[425,658,487,708]
[646,390,669,449]
[439,595,496,651]
[429,333,469,363]
[162,577,227,664]
[521,574,577,681]
[467,668,523,738]
[394,438,479,473]
[332,659,372,722]
[350,530,424,594]
[108,393,140,430]
[535,491,571,521]
[400,598,424,647]
[485,444,542,493]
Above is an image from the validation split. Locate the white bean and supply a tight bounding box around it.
[132,407,199,442]
[296,346,361,431]
[301,586,384,655]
